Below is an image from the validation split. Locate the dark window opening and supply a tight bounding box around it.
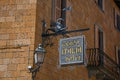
[55,0,66,21]
[95,0,104,11]
[98,0,103,10]
[115,47,120,73]
[61,0,66,26]
[117,14,120,31]
[98,29,104,65]
[98,29,104,51]
[118,49,120,72]
[51,0,67,32]
[55,0,67,30]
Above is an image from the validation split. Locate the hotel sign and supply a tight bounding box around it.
[59,36,85,65]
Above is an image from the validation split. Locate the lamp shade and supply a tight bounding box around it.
[34,44,46,65]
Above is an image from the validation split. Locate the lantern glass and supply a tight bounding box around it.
[34,44,45,65]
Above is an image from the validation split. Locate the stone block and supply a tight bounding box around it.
[0,65,7,71]
[14,39,31,46]
[3,59,10,64]
[0,53,6,58]
[20,71,31,77]
[9,0,16,5]
[16,0,30,4]
[7,64,17,71]
[17,64,27,71]
[5,53,13,58]
[0,0,9,5]
[0,71,7,77]
[11,58,25,64]
[0,34,9,40]
[30,0,37,4]
[6,71,19,77]
[17,77,28,80]
[0,17,5,22]
[0,59,3,64]
[5,17,15,22]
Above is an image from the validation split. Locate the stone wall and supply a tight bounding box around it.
[0,0,37,80]
[35,0,120,80]
[0,0,120,80]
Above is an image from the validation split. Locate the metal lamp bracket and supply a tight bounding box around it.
[41,20,90,47]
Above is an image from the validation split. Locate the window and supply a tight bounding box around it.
[116,14,120,31]
[51,0,71,32]
[95,0,104,11]
[114,9,120,31]
[55,0,62,20]
[94,24,104,65]
[51,0,67,32]
[94,24,104,50]
[61,0,67,26]
[98,29,104,51]
[52,0,66,24]
[98,0,103,10]
[115,46,120,72]
[118,49,120,72]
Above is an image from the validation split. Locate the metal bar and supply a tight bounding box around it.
[42,28,90,37]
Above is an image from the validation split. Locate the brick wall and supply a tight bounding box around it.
[0,0,120,80]
[35,0,120,80]
[0,0,37,80]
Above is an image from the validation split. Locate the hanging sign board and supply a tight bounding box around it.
[59,36,85,65]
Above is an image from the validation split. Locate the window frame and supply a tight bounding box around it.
[94,24,105,51]
[51,0,67,25]
[51,0,72,29]
[94,24,105,67]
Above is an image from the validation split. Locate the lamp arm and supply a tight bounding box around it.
[42,28,90,37]
[30,65,40,73]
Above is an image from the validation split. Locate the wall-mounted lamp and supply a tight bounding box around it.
[28,44,45,80]
[34,44,46,65]
[28,17,90,80]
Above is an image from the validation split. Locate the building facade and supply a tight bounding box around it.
[0,0,120,80]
